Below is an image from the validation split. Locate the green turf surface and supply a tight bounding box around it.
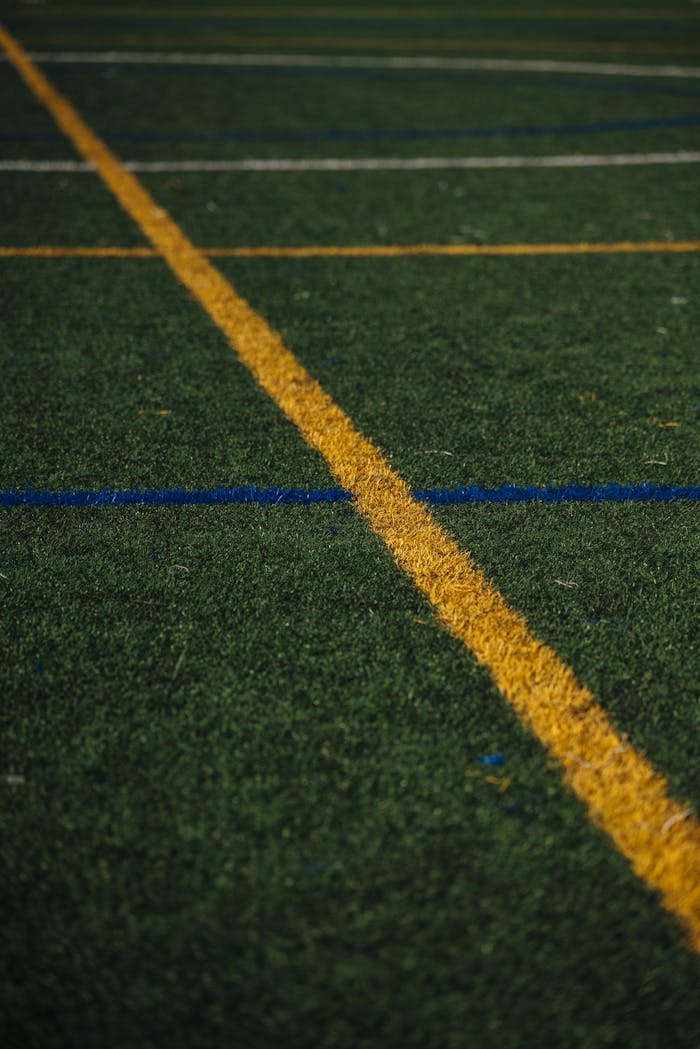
[6,7,700,46]
[5,9,700,66]
[0,174,149,244]
[2,505,700,1049]
[147,166,700,245]
[37,65,700,161]
[0,65,82,160]
[2,2,700,1046]
[3,166,700,248]
[220,254,700,489]
[3,253,698,489]
[0,258,329,488]
[436,500,700,811]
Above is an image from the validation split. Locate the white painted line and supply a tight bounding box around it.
[17,50,700,80]
[0,160,95,171]
[3,151,700,173]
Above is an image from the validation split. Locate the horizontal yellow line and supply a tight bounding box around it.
[198,240,700,257]
[3,22,700,953]
[3,241,700,259]
[19,34,700,56]
[0,246,159,257]
[10,6,700,22]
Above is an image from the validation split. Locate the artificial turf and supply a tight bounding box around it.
[1,2,700,1046]
[221,253,700,488]
[0,258,329,489]
[24,64,700,161]
[2,505,700,1049]
[6,5,700,65]
[145,165,700,245]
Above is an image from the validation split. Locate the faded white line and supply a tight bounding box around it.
[3,151,700,173]
[0,159,95,171]
[14,50,700,79]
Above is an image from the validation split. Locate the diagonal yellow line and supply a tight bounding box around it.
[3,241,700,259]
[2,24,699,950]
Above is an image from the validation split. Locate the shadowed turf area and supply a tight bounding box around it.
[1,2,699,1047]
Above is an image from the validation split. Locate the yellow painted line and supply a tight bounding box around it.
[207,240,700,258]
[3,241,700,260]
[9,6,700,21]
[0,246,158,258]
[18,34,700,56]
[3,23,699,950]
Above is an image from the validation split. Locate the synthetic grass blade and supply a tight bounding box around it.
[3,23,699,951]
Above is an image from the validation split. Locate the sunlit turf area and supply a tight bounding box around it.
[2,2,700,1047]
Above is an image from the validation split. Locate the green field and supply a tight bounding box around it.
[1,3,700,1047]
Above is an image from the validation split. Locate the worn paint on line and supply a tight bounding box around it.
[206,240,700,258]
[0,246,158,257]
[5,151,700,173]
[3,240,700,260]
[3,23,700,951]
[22,52,700,79]
[123,152,700,172]
[26,50,700,80]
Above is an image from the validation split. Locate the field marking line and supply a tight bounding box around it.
[11,6,700,22]
[5,151,700,173]
[3,483,700,508]
[3,241,700,260]
[21,51,700,79]
[17,34,700,56]
[3,23,700,951]
[0,246,159,257]
[205,240,700,257]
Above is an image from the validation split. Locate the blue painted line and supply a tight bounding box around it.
[477,754,506,766]
[0,486,352,507]
[2,114,700,145]
[1,483,698,508]
[115,115,700,143]
[411,482,700,505]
